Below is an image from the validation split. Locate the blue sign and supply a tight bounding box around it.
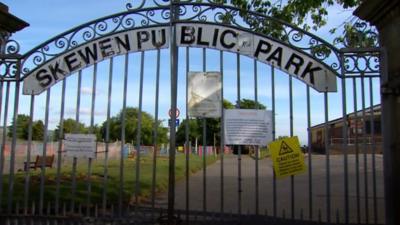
[168,119,180,127]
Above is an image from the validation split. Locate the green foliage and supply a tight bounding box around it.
[53,119,88,140]
[237,98,266,109]
[8,114,44,141]
[101,107,168,145]
[217,0,370,48]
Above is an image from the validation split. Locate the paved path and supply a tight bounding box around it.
[157,154,385,224]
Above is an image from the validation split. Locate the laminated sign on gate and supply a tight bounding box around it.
[64,134,97,158]
[268,136,306,179]
[224,109,273,145]
[188,71,222,118]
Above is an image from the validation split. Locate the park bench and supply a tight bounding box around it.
[24,155,55,171]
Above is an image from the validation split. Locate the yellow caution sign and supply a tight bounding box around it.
[268,136,306,179]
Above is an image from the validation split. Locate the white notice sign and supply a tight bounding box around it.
[224,109,272,145]
[188,72,222,118]
[64,134,97,158]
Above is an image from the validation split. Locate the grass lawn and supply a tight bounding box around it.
[1,154,217,208]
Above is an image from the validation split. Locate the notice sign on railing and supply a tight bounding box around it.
[268,136,306,179]
[64,134,97,158]
[224,109,272,145]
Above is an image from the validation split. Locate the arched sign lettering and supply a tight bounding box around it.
[23,23,337,95]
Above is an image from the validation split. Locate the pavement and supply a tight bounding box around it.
[156,154,385,224]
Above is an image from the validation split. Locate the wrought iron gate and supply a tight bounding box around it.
[0,1,384,224]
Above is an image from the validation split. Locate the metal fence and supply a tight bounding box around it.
[0,1,384,224]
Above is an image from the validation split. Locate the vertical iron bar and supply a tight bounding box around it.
[70,70,82,213]
[55,79,66,214]
[119,54,129,216]
[135,51,145,206]
[353,77,361,224]
[219,50,224,215]
[39,89,51,215]
[202,47,207,216]
[7,78,21,213]
[102,58,114,213]
[340,54,349,224]
[271,65,277,217]
[360,74,369,224]
[306,86,313,220]
[152,49,161,218]
[369,77,377,224]
[168,0,179,221]
[324,90,331,223]
[236,53,242,217]
[185,47,190,223]
[289,76,294,219]
[254,59,259,215]
[24,95,35,215]
[0,82,10,213]
[87,63,98,216]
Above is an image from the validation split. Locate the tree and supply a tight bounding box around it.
[8,114,30,140]
[32,120,44,140]
[214,0,376,48]
[53,118,88,140]
[101,107,168,145]
[8,114,45,141]
[237,98,266,109]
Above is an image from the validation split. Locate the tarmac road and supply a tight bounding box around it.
[156,154,385,224]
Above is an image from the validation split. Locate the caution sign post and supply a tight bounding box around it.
[268,136,306,179]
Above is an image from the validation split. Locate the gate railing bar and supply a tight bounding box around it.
[7,71,21,213]
[70,70,82,213]
[184,47,190,224]
[352,77,361,224]
[289,75,294,219]
[306,86,313,220]
[369,77,378,224]
[152,48,161,220]
[201,47,207,217]
[55,79,66,215]
[39,89,51,215]
[87,63,98,216]
[271,64,277,217]
[0,81,3,143]
[102,57,114,214]
[340,64,349,224]
[236,52,242,217]
[324,89,331,223]
[253,59,259,216]
[0,82,10,213]
[361,73,369,224]
[119,53,129,216]
[219,50,224,216]
[135,51,145,207]
[24,94,34,215]
[168,1,179,221]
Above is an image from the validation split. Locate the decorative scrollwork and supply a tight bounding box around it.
[126,0,170,11]
[343,51,380,77]
[21,6,171,77]
[16,1,381,81]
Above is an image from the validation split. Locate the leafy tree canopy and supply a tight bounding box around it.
[210,0,376,48]
[8,114,44,141]
[101,107,168,145]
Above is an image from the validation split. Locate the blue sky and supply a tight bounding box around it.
[2,1,380,144]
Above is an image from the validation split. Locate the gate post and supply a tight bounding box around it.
[355,1,400,225]
[0,3,28,53]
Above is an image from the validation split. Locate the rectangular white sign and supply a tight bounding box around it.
[224,109,273,145]
[188,71,222,118]
[64,134,97,158]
